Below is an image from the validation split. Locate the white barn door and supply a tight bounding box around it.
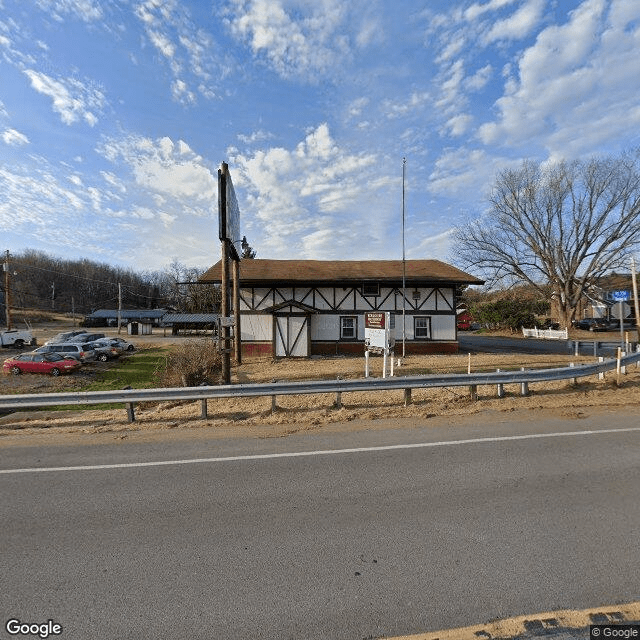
[274,315,309,357]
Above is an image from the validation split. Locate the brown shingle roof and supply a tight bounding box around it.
[201,259,483,285]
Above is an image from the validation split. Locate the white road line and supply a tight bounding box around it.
[1,426,639,475]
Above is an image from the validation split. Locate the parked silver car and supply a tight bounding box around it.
[86,340,120,362]
[34,342,97,363]
[106,337,135,352]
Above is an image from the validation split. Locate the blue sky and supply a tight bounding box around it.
[1,0,639,272]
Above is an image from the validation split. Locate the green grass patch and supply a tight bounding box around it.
[53,347,171,411]
[82,347,170,391]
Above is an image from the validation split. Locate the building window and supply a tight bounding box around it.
[362,283,380,297]
[414,316,431,339]
[340,316,357,340]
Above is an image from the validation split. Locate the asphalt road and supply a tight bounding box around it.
[458,333,629,356]
[1,409,640,640]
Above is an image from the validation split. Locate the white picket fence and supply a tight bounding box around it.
[522,327,569,340]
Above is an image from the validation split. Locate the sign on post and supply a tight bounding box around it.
[611,290,630,302]
[364,312,395,378]
[364,312,396,350]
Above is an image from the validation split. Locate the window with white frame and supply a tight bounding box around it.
[340,316,357,340]
[414,316,431,339]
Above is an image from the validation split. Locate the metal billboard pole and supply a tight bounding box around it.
[218,164,231,385]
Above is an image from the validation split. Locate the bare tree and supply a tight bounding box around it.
[454,153,640,326]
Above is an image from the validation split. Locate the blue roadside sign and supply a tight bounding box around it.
[611,290,630,301]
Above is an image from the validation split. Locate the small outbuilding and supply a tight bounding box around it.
[83,308,167,327]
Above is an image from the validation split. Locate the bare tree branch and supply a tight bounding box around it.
[454,152,640,325]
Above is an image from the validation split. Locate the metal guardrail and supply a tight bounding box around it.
[2,350,640,423]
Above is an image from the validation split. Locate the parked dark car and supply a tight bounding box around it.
[67,332,106,343]
[539,318,560,330]
[573,318,610,331]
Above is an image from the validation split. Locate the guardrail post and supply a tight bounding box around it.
[201,399,208,419]
[126,402,135,423]
[593,341,597,357]
[271,379,278,413]
[496,369,504,398]
[520,368,528,396]
[599,356,605,380]
[569,363,577,386]
[335,376,342,409]
[574,340,579,356]
[469,385,478,401]
[404,388,412,406]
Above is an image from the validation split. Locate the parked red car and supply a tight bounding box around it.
[3,352,82,376]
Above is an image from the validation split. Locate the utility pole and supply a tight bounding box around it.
[631,257,640,343]
[117,283,122,334]
[4,250,11,330]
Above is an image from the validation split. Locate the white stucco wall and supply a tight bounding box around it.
[240,313,271,341]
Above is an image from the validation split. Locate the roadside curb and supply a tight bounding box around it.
[385,601,640,640]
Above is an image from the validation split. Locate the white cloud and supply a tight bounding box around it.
[384,91,430,119]
[98,134,216,203]
[481,0,546,44]
[428,147,510,197]
[237,130,275,145]
[355,16,383,48]
[463,0,518,22]
[445,114,473,137]
[171,79,196,104]
[36,0,103,22]
[412,228,456,261]
[435,59,466,112]
[347,97,369,118]
[228,123,400,258]
[225,0,352,79]
[100,171,126,194]
[436,33,467,64]
[466,64,493,91]
[134,0,223,102]
[23,69,105,126]
[2,128,29,146]
[0,152,218,270]
[477,0,640,158]
[147,29,176,59]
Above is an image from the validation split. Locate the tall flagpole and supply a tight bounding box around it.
[402,158,406,358]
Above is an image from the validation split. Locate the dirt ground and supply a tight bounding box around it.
[1,320,639,441]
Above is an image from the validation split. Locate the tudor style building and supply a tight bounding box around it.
[201,259,483,357]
